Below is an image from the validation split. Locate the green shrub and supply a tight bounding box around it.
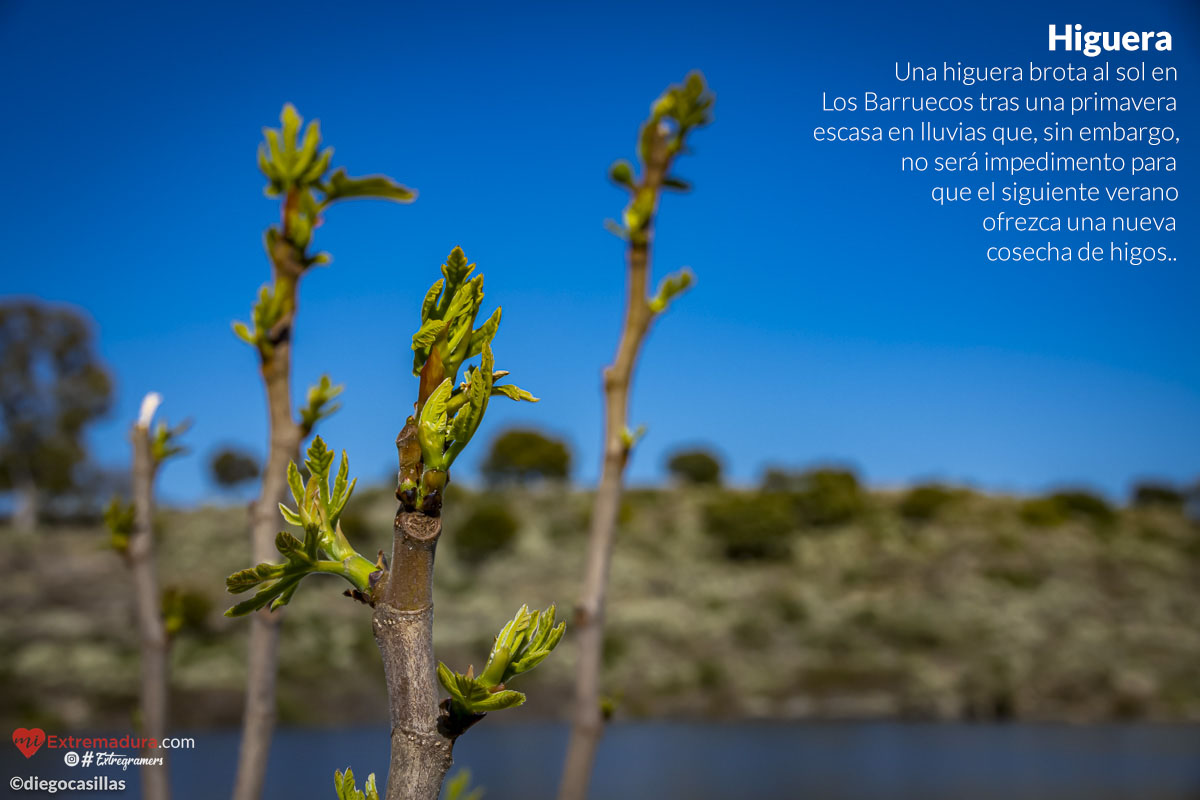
[622,488,665,510]
[451,503,519,565]
[732,619,770,649]
[695,659,724,689]
[481,428,571,485]
[666,448,722,486]
[898,484,960,522]
[982,565,1044,590]
[1131,482,1185,510]
[763,467,863,526]
[1019,489,1115,528]
[1050,490,1115,522]
[704,491,795,560]
[1018,497,1069,527]
[769,592,807,624]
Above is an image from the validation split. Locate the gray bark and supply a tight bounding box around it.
[130,424,170,800]
[232,241,303,800]
[374,511,454,800]
[231,398,299,800]
[558,130,669,800]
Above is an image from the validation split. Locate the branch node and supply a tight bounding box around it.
[395,510,442,542]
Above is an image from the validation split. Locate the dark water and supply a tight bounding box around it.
[5,722,1199,799]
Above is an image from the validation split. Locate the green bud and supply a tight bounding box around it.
[609,160,635,189]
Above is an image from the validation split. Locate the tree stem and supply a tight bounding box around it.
[232,251,302,800]
[558,130,670,800]
[374,510,454,800]
[130,424,170,800]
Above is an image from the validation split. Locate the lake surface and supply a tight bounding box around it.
[4,722,1199,799]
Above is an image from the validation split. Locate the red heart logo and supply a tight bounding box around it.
[12,727,45,758]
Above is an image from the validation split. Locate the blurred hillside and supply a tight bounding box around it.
[2,479,1199,731]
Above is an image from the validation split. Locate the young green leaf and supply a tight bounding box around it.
[286,460,306,509]
[662,175,692,192]
[226,562,287,594]
[444,769,485,800]
[465,307,502,360]
[417,378,453,468]
[274,531,305,558]
[324,168,416,204]
[609,160,635,189]
[604,219,630,240]
[333,767,379,800]
[648,268,694,313]
[420,278,445,322]
[508,604,566,677]
[444,345,494,463]
[437,661,527,716]
[150,418,190,464]
[103,496,135,554]
[412,319,445,353]
[437,604,565,717]
[300,375,344,434]
[442,246,476,288]
[490,383,539,403]
[278,502,303,527]
[305,436,336,489]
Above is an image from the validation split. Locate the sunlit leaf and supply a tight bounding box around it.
[324,168,415,204]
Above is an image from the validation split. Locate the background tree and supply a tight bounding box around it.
[666,447,722,486]
[703,491,794,561]
[210,447,260,492]
[1130,481,1185,509]
[560,72,713,800]
[1018,488,1115,528]
[481,428,571,485]
[897,483,962,522]
[0,301,112,532]
[104,392,188,800]
[762,467,864,527]
[230,105,415,800]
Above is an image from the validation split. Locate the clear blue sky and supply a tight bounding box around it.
[1,0,1197,502]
